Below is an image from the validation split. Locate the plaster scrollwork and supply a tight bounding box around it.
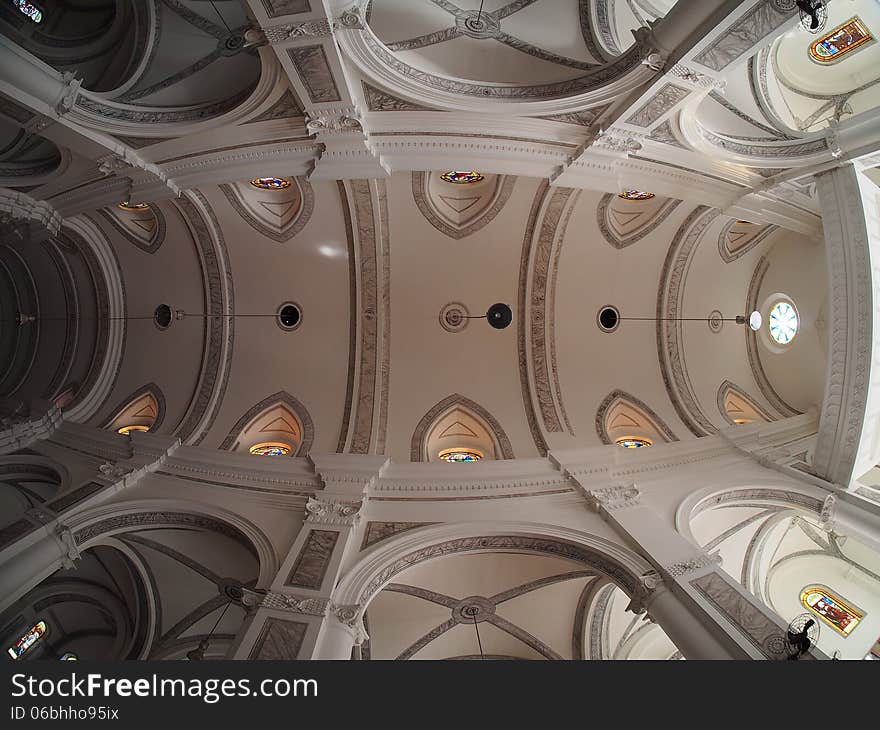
[306,107,363,136]
[331,603,368,643]
[262,592,330,616]
[587,485,641,512]
[595,130,643,154]
[97,154,133,177]
[818,494,836,530]
[54,524,80,570]
[665,552,722,578]
[55,72,82,116]
[625,570,663,614]
[98,462,134,481]
[305,496,363,526]
[264,20,332,43]
[334,7,365,30]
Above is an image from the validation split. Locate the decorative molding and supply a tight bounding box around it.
[306,106,362,136]
[261,592,329,616]
[597,193,682,249]
[665,552,722,578]
[285,529,339,589]
[361,521,436,551]
[410,393,514,462]
[625,83,690,128]
[246,90,303,123]
[95,204,167,254]
[362,82,433,112]
[717,219,776,263]
[219,178,314,244]
[595,389,678,444]
[260,0,311,19]
[97,462,134,481]
[249,617,308,660]
[305,496,363,526]
[0,188,62,236]
[218,390,315,457]
[287,45,341,104]
[438,302,469,333]
[586,485,641,512]
[264,19,330,43]
[98,382,167,433]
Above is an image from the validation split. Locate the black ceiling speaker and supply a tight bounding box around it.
[486,303,512,330]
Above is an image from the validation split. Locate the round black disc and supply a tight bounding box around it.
[486,303,512,329]
[154,304,172,329]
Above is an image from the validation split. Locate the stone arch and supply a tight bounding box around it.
[595,389,678,446]
[597,192,681,249]
[412,171,516,240]
[716,380,774,425]
[218,391,315,457]
[410,394,514,462]
[100,383,165,434]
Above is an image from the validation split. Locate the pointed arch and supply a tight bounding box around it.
[717,219,776,263]
[412,172,516,240]
[101,383,165,434]
[595,389,678,446]
[219,178,314,243]
[96,203,166,253]
[410,394,514,462]
[218,391,314,457]
[716,380,774,426]
[597,193,681,249]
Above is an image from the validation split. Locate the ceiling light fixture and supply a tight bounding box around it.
[596,306,763,333]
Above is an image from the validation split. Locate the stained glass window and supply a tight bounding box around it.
[809,17,872,64]
[117,425,150,436]
[438,448,483,462]
[801,586,863,636]
[59,653,77,660]
[12,0,42,23]
[618,190,655,200]
[249,442,292,456]
[7,621,47,659]
[616,437,652,448]
[768,301,798,344]
[117,201,150,211]
[249,177,291,190]
[440,171,484,184]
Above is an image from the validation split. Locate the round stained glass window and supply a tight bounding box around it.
[60,653,77,661]
[768,301,798,344]
[250,177,291,190]
[438,448,483,462]
[616,437,652,449]
[249,442,292,456]
[117,201,150,211]
[440,171,484,184]
[118,425,150,436]
[618,190,655,201]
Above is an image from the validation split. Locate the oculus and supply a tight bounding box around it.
[7,620,47,659]
[438,448,483,462]
[768,301,798,344]
[809,17,871,63]
[597,305,620,333]
[618,190,655,201]
[277,302,302,331]
[616,437,652,448]
[249,177,291,190]
[248,442,292,456]
[440,171,484,184]
[117,425,150,435]
[117,201,150,211]
[801,586,862,636]
[12,0,41,23]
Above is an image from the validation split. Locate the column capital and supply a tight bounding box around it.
[329,603,368,645]
[305,496,364,527]
[624,569,666,615]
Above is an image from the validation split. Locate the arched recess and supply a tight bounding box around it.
[220,178,314,243]
[333,521,655,658]
[595,389,678,446]
[100,383,165,434]
[0,546,150,661]
[717,219,777,263]
[410,394,514,462]
[411,172,516,240]
[96,203,166,253]
[0,457,64,537]
[218,391,315,457]
[716,380,773,426]
[596,192,681,249]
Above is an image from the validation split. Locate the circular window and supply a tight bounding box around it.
[118,425,150,436]
[154,304,173,330]
[249,442,292,456]
[768,300,798,344]
[597,305,620,333]
[616,437,652,448]
[277,302,302,331]
[438,448,483,462]
[440,171,484,184]
[250,177,291,190]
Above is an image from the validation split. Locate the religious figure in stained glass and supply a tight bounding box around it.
[801,586,863,636]
[618,190,655,200]
[616,437,652,448]
[12,0,42,22]
[809,17,872,64]
[7,621,47,659]
[249,442,292,456]
[250,177,291,190]
[440,171,484,184]
[438,448,483,462]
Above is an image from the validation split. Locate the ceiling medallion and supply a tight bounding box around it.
[438,448,483,463]
[250,177,291,190]
[708,309,723,333]
[456,11,500,39]
[439,302,469,333]
[117,201,150,211]
[618,190,655,200]
[440,171,484,184]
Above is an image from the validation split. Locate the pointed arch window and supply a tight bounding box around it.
[104,386,163,436]
[596,390,678,447]
[6,620,47,659]
[809,18,872,64]
[801,585,863,636]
